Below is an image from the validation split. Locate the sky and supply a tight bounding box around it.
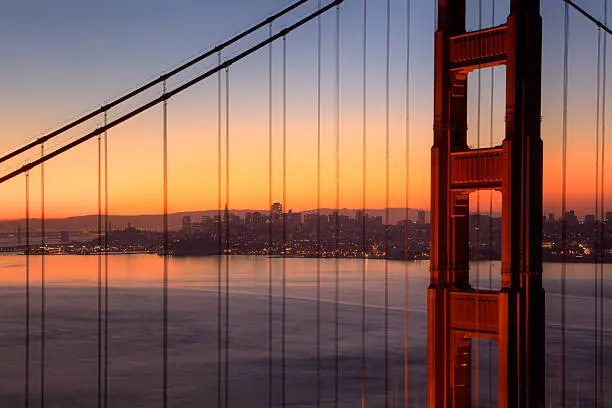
[0,0,610,219]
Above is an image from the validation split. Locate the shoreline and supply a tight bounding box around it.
[1,250,611,264]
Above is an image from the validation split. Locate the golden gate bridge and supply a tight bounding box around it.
[0,0,609,407]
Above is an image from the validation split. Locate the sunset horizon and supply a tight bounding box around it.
[0,1,610,406]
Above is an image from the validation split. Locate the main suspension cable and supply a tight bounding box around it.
[0,0,313,167]
[0,0,346,186]
[564,0,612,35]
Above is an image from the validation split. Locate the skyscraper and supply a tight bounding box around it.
[417,210,426,225]
[271,202,283,225]
[182,216,192,233]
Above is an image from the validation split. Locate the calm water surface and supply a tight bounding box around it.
[0,255,610,407]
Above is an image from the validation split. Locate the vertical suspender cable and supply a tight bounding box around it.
[434,0,438,30]
[24,170,30,408]
[595,26,602,408]
[162,79,169,408]
[217,51,223,408]
[316,2,322,406]
[561,3,569,406]
[334,5,341,408]
[281,35,287,408]
[40,145,46,408]
[475,1,483,405]
[488,1,495,404]
[599,2,607,405]
[488,0,496,288]
[384,0,391,405]
[547,291,552,404]
[103,111,109,408]
[224,67,231,408]
[97,124,103,408]
[361,0,368,406]
[404,1,411,406]
[268,24,274,408]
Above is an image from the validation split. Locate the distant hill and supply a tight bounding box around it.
[0,208,431,232]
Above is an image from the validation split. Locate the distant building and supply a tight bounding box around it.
[417,210,426,225]
[606,211,612,223]
[584,214,596,225]
[252,212,264,225]
[271,203,282,224]
[182,216,192,233]
[287,210,302,229]
[328,211,338,226]
[371,216,383,227]
[356,210,365,225]
[564,210,578,225]
[304,213,327,232]
[60,230,70,243]
[245,212,254,226]
[201,216,213,233]
[339,214,351,229]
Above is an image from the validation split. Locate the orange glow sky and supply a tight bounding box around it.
[0,0,610,220]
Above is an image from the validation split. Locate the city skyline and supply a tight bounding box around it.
[2,202,609,266]
[0,202,612,233]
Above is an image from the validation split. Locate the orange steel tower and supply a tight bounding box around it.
[428,0,544,407]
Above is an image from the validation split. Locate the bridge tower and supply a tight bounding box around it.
[429,0,544,407]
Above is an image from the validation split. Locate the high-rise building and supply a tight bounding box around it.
[417,210,426,225]
[271,202,283,224]
[564,210,578,225]
[287,210,302,229]
[252,212,263,225]
[606,211,612,223]
[372,216,383,227]
[182,216,192,233]
[328,211,338,226]
[304,213,326,232]
[584,214,596,225]
[356,210,364,225]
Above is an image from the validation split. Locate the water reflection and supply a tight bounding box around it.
[0,255,609,407]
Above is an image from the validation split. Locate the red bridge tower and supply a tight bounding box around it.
[429,0,545,407]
